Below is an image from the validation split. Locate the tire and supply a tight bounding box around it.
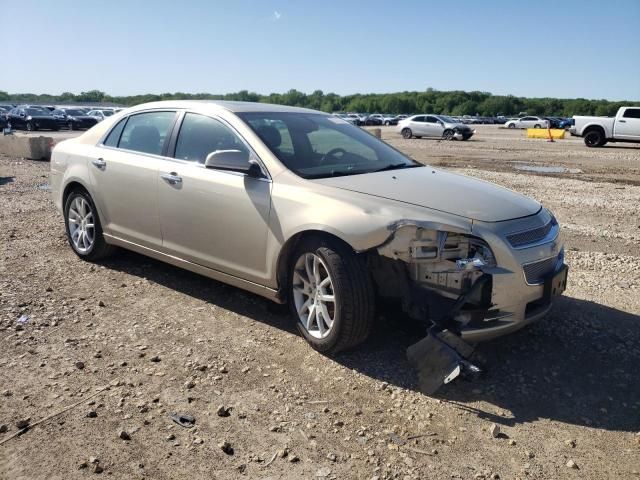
[534,124,541,129]
[443,129,455,140]
[68,122,75,131]
[64,189,115,261]
[384,121,390,126]
[26,122,34,131]
[288,237,375,354]
[583,129,606,148]
[508,123,515,129]
[401,128,412,139]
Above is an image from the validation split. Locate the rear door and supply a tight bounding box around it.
[87,110,177,249]
[156,112,272,284]
[614,108,640,140]
[10,109,25,128]
[410,116,428,135]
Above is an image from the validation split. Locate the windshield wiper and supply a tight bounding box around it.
[373,163,422,173]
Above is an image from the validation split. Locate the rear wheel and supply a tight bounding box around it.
[289,238,374,354]
[64,189,115,261]
[68,122,75,131]
[401,128,412,139]
[584,129,606,147]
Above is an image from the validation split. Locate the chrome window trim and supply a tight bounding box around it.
[96,108,177,148]
[95,108,271,181]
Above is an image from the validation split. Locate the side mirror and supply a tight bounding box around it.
[204,150,264,178]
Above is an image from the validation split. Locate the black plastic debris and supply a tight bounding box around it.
[170,413,195,428]
[407,329,481,395]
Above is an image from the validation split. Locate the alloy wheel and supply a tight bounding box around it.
[292,252,336,339]
[68,196,95,253]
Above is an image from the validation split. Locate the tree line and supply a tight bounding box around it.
[1,88,637,117]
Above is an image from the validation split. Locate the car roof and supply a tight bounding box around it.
[128,100,323,115]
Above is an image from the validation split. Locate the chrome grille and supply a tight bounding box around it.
[507,218,556,248]
[523,256,558,285]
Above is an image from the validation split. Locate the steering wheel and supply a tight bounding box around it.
[319,147,347,165]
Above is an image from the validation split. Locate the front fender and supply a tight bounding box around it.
[264,176,473,289]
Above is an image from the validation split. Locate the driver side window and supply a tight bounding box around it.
[174,113,249,164]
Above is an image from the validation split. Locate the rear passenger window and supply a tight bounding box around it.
[103,118,127,147]
[413,116,426,122]
[622,108,640,119]
[118,111,176,155]
[174,113,249,163]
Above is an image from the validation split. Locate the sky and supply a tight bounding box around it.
[3,0,639,100]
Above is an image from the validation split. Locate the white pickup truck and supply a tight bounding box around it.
[571,106,640,147]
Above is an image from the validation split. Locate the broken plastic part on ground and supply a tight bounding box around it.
[170,413,195,428]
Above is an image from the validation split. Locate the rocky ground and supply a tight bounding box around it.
[1,127,639,479]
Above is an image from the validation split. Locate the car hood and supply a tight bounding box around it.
[315,166,541,222]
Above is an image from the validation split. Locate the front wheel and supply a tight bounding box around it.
[534,124,541,129]
[26,122,34,131]
[289,238,374,354]
[64,189,115,261]
[443,129,455,140]
[401,128,412,139]
[508,123,515,129]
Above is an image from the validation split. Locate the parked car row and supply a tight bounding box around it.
[332,113,409,126]
[0,104,122,132]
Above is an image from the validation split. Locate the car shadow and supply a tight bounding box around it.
[102,250,639,433]
[0,176,15,186]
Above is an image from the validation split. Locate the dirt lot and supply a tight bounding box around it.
[1,126,639,479]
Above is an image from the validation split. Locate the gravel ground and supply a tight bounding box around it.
[1,127,639,479]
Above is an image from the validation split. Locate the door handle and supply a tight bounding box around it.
[161,172,182,185]
[92,158,106,169]
[618,120,626,123]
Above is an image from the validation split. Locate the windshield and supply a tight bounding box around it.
[26,108,50,115]
[238,112,420,179]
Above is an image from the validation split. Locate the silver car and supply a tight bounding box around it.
[504,116,549,129]
[397,114,475,140]
[51,101,567,356]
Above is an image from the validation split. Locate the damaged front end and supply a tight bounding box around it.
[370,222,497,394]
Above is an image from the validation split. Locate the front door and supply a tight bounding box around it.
[156,112,272,284]
[614,107,640,140]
